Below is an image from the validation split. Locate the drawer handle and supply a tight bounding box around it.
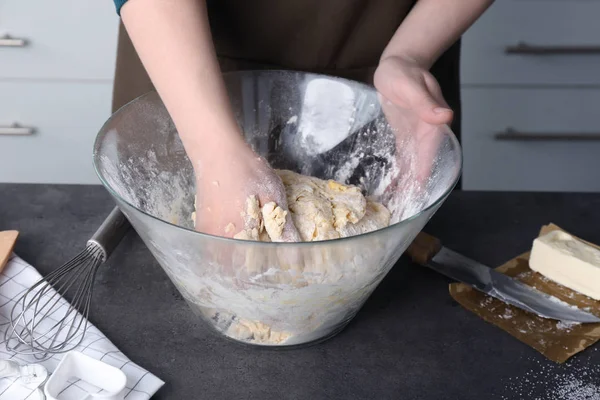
[0,123,36,135]
[0,34,28,47]
[495,128,600,141]
[505,42,600,55]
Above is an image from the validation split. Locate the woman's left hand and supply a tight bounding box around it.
[373,55,455,205]
[374,55,453,126]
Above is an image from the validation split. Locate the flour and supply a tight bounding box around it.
[329,120,425,224]
[96,124,195,228]
[297,79,356,156]
[502,350,600,400]
[552,380,600,400]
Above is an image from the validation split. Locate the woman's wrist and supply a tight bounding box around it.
[180,123,246,163]
[381,0,494,73]
[380,49,434,71]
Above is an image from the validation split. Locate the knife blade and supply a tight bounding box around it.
[406,232,600,324]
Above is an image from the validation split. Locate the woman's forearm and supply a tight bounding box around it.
[381,0,494,69]
[120,0,242,161]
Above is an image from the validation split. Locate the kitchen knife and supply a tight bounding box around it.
[406,232,600,324]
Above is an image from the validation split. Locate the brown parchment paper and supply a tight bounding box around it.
[449,224,600,363]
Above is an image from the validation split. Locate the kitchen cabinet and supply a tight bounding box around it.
[462,88,600,192]
[461,1,600,86]
[0,1,118,80]
[0,0,118,184]
[461,0,600,192]
[0,81,114,184]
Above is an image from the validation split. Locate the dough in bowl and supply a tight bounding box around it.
[233,169,391,242]
[189,170,392,346]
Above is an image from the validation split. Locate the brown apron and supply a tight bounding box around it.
[112,0,461,139]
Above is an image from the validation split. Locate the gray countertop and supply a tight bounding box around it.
[1,184,599,399]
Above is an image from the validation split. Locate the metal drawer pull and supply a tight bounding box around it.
[0,34,28,47]
[0,123,36,135]
[495,128,600,141]
[505,42,600,55]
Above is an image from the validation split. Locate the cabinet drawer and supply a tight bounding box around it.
[461,1,600,86]
[0,81,113,184]
[462,88,600,192]
[0,1,118,80]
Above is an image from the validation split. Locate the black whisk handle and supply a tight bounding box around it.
[87,207,131,260]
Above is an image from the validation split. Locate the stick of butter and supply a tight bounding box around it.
[529,230,600,300]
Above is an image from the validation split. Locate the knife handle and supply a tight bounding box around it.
[406,232,442,265]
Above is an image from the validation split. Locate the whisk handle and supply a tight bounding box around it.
[87,207,131,260]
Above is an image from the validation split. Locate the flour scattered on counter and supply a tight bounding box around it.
[501,350,600,400]
[552,379,600,400]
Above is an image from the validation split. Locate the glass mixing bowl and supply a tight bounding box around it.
[93,70,462,347]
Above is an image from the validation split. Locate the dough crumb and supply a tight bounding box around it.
[261,202,288,242]
[224,223,236,234]
[226,318,291,345]
[234,196,267,241]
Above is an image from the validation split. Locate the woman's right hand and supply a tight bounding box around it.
[192,139,300,242]
[121,0,299,241]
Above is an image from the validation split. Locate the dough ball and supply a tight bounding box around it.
[231,170,391,242]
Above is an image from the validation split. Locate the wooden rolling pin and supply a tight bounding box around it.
[0,231,18,272]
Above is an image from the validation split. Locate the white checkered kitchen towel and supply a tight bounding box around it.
[0,254,164,399]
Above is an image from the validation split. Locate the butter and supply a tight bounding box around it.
[529,230,600,300]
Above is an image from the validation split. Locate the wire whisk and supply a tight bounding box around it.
[5,207,130,359]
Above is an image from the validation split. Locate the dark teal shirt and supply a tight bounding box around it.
[114,0,127,15]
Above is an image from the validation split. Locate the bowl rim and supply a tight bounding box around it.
[93,69,463,247]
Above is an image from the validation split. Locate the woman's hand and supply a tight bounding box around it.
[192,140,300,242]
[373,56,453,206]
[373,55,453,126]
[378,96,447,192]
